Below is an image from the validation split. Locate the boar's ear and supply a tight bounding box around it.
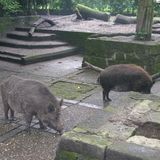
[48,104,55,113]
[59,99,63,106]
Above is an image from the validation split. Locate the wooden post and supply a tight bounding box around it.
[136,0,154,40]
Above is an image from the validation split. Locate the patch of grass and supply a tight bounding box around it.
[50,81,95,100]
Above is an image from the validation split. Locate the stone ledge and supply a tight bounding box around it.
[58,128,112,160]
[106,141,160,160]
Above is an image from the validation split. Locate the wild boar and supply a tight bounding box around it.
[97,64,154,102]
[0,75,63,134]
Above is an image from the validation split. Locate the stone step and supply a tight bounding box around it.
[0,53,21,63]
[7,31,56,41]
[0,38,68,49]
[0,45,79,64]
[152,28,160,34]
[15,27,55,34]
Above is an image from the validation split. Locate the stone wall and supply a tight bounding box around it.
[84,35,160,74]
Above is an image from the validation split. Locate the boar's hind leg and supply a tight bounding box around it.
[3,103,10,120]
[10,108,14,121]
[103,89,111,102]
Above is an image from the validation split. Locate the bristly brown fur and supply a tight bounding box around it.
[98,64,154,102]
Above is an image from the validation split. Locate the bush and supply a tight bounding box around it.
[0,0,21,16]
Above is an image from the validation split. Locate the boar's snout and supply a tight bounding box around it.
[43,99,64,134]
[47,121,64,134]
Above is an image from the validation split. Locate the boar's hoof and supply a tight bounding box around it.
[39,121,47,130]
[25,126,31,134]
[56,130,64,135]
[9,117,16,121]
[103,98,111,102]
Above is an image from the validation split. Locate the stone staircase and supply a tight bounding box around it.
[0,27,78,64]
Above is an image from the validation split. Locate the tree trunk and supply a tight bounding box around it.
[136,0,154,40]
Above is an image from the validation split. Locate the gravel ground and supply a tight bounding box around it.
[0,129,61,160]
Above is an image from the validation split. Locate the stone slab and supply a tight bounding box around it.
[106,141,160,160]
[59,128,112,160]
[68,68,99,84]
[127,135,160,150]
[50,81,97,100]
[61,105,105,132]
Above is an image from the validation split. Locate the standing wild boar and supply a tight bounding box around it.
[98,64,154,102]
[0,75,63,134]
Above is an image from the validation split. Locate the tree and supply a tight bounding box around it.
[136,0,154,40]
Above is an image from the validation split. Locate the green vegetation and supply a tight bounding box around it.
[0,0,21,16]
[0,0,160,17]
[57,150,98,160]
[50,81,96,100]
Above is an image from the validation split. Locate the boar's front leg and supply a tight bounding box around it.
[24,113,33,132]
[38,119,46,129]
[1,90,10,120]
[35,115,46,129]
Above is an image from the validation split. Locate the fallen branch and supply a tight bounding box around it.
[28,17,55,37]
[82,60,104,72]
[82,60,160,82]
[114,14,160,25]
[114,14,137,24]
[75,4,110,21]
[152,72,160,81]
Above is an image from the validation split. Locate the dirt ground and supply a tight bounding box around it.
[41,14,136,34]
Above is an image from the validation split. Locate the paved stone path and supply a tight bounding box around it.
[0,55,160,160]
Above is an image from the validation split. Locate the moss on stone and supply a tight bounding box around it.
[56,150,98,160]
[55,30,92,49]
[63,128,111,149]
[85,36,160,73]
[50,81,96,100]
[0,17,12,33]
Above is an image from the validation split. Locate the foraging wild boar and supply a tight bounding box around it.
[98,64,154,102]
[0,75,63,134]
